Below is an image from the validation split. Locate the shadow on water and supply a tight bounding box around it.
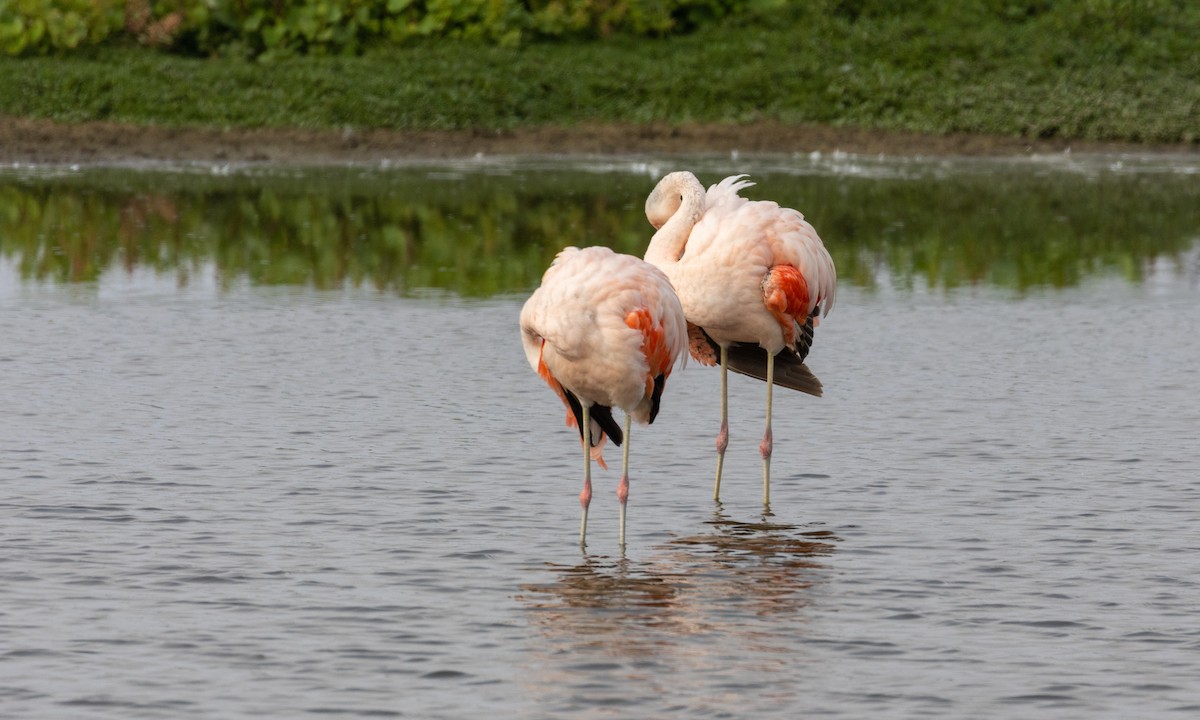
[515,508,838,709]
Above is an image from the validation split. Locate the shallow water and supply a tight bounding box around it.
[2,156,1199,718]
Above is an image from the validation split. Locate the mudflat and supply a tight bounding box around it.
[5,116,1196,165]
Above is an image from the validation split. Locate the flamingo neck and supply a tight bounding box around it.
[644,173,706,269]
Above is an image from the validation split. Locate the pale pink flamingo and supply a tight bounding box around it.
[521,246,687,548]
[643,172,836,506]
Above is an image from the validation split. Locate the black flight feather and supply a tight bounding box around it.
[564,388,624,446]
[649,374,666,424]
[695,310,824,397]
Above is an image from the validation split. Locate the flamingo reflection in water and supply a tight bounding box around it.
[516,512,838,708]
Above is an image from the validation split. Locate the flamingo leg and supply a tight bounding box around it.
[617,413,632,549]
[760,351,775,507]
[714,345,730,502]
[580,403,593,549]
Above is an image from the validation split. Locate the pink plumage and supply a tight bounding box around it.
[521,245,687,548]
[643,171,837,505]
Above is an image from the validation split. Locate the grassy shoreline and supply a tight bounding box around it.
[1,4,1197,147]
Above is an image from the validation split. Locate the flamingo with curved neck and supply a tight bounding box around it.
[643,170,837,506]
[644,171,707,268]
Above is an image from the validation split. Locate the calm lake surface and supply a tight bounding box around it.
[2,154,1199,718]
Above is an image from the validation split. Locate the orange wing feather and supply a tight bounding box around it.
[625,308,674,400]
[687,322,717,366]
[762,264,811,349]
[536,339,573,424]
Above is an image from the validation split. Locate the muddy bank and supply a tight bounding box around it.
[3,116,1196,165]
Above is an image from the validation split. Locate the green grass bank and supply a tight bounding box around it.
[1,1,1197,145]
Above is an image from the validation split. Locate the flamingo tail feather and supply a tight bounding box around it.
[725,344,823,397]
[693,325,823,397]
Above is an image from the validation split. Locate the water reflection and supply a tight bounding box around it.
[668,511,836,616]
[1,159,1197,295]
[517,510,836,710]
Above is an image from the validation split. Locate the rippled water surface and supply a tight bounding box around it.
[2,155,1199,718]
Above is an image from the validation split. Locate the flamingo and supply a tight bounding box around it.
[643,171,836,506]
[520,246,687,548]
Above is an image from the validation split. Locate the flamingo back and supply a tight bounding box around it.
[520,246,687,465]
[656,175,834,356]
[705,174,837,320]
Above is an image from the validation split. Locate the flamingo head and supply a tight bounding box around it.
[645,171,699,229]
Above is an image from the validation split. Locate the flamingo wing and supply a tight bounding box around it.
[764,207,837,321]
[535,339,623,456]
[624,308,672,423]
[687,322,718,366]
[762,263,811,349]
[622,265,687,424]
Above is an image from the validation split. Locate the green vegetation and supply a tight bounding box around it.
[0,0,758,57]
[0,0,1197,143]
[2,163,1196,295]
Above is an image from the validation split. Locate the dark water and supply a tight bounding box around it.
[2,155,1199,718]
